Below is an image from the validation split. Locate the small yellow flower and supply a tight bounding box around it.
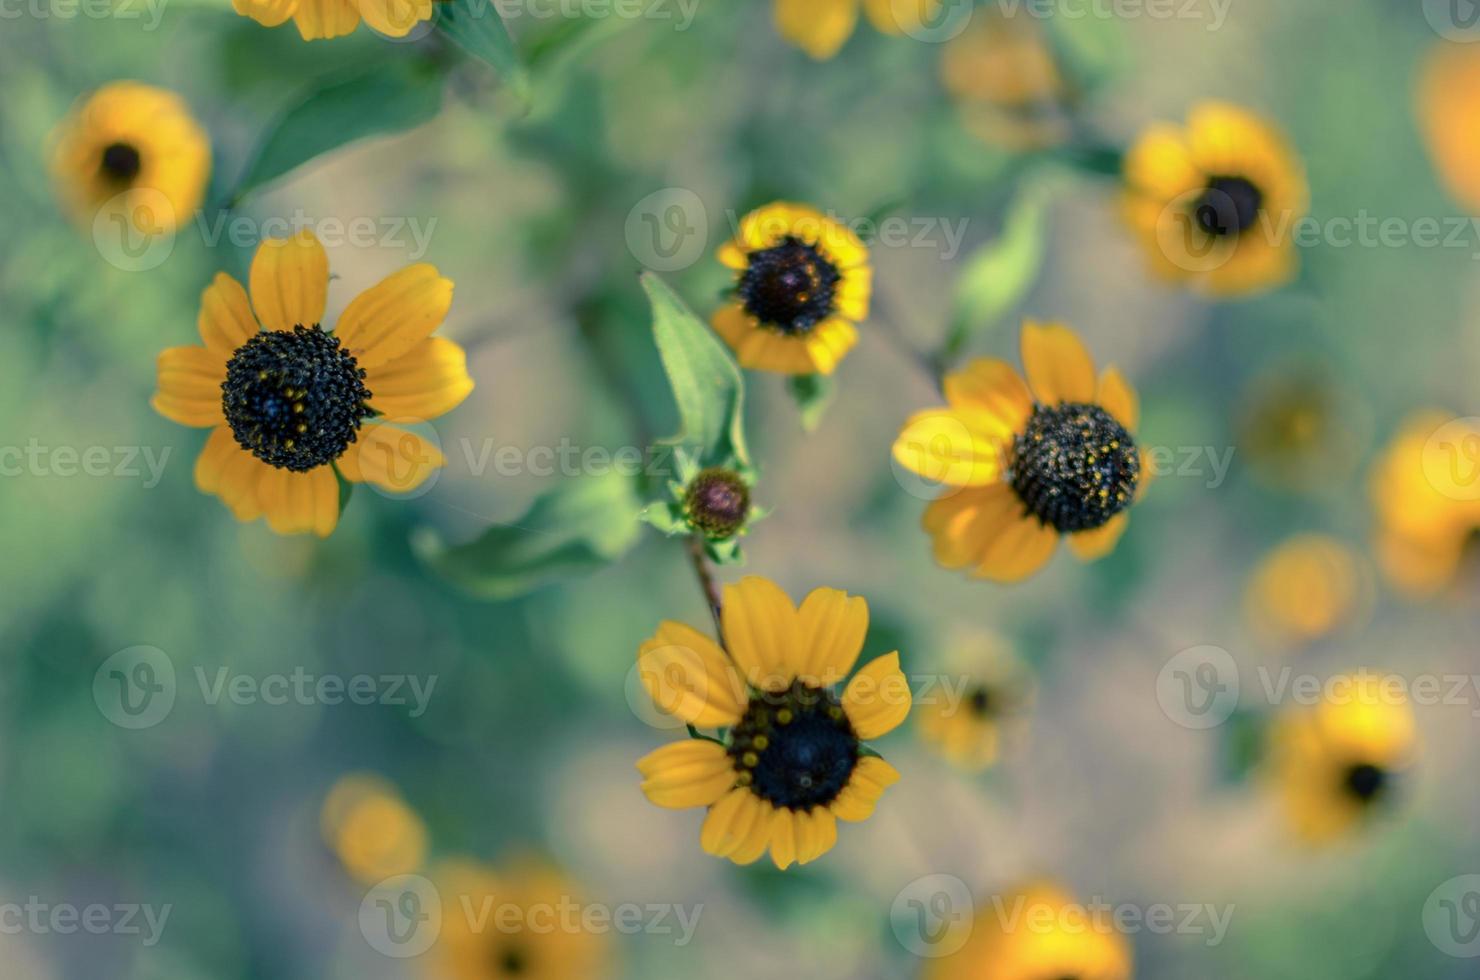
[1244,535,1369,652]
[430,858,611,980]
[923,881,1133,980]
[917,632,1032,772]
[1417,42,1480,212]
[635,576,910,869]
[774,0,939,60]
[1123,102,1308,297]
[893,321,1147,583]
[939,11,1068,151]
[712,202,871,376]
[1267,672,1417,842]
[50,81,210,235]
[233,0,432,41]
[320,773,428,884]
[152,229,473,537]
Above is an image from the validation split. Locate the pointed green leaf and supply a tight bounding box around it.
[435,0,530,104]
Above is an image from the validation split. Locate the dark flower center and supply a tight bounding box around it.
[1010,403,1140,533]
[738,236,840,335]
[684,467,751,539]
[491,942,527,975]
[1194,175,1263,237]
[99,141,142,183]
[966,686,995,719]
[1342,762,1389,805]
[729,681,859,810]
[222,326,372,472]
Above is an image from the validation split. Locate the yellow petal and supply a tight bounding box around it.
[721,576,801,690]
[335,264,454,369]
[774,0,858,60]
[197,272,259,355]
[794,807,838,865]
[152,345,226,427]
[637,740,735,809]
[831,756,900,822]
[335,423,444,494]
[1097,365,1140,431]
[795,587,868,685]
[769,807,798,870]
[1067,513,1129,562]
[892,409,1006,486]
[249,230,328,333]
[292,0,359,39]
[257,464,339,537]
[728,803,774,865]
[921,486,1013,570]
[944,358,1034,434]
[637,622,746,728]
[711,304,820,375]
[701,788,763,857]
[233,0,297,27]
[1020,320,1096,405]
[194,427,266,521]
[862,0,936,36]
[842,652,912,740]
[364,337,474,420]
[357,0,433,36]
[803,317,859,376]
[972,508,1059,583]
[1123,122,1200,201]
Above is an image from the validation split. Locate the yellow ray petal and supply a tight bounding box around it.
[152,345,226,427]
[197,272,259,355]
[842,652,911,740]
[637,741,735,809]
[803,317,859,376]
[363,337,474,421]
[721,576,800,690]
[1021,320,1096,405]
[1067,513,1129,562]
[257,464,339,537]
[233,0,297,27]
[1096,366,1139,432]
[637,621,746,727]
[335,264,454,369]
[293,0,359,39]
[701,787,763,857]
[795,587,869,685]
[944,358,1034,434]
[728,802,774,865]
[774,0,858,60]
[831,756,900,821]
[357,0,433,36]
[249,231,328,333]
[892,409,1007,486]
[769,807,798,870]
[971,508,1059,582]
[795,807,839,865]
[335,422,444,494]
[194,426,266,521]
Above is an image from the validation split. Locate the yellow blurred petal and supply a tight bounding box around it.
[197,272,259,355]
[1096,366,1140,431]
[892,409,1007,486]
[335,423,444,494]
[831,756,899,821]
[257,464,339,537]
[721,576,801,690]
[293,0,360,39]
[842,652,912,740]
[701,788,763,857]
[1419,43,1480,212]
[637,740,735,809]
[364,337,474,421]
[1021,320,1096,405]
[803,317,859,376]
[774,0,858,60]
[971,508,1059,582]
[335,264,455,369]
[1066,513,1129,562]
[357,0,433,37]
[944,358,1033,433]
[249,231,329,333]
[637,621,746,727]
[795,587,868,685]
[194,427,266,521]
[152,345,226,427]
[233,0,297,28]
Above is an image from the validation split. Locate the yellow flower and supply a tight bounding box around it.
[1417,42,1480,213]
[917,631,1032,772]
[635,576,910,869]
[233,0,432,41]
[712,202,871,376]
[50,81,209,235]
[1267,672,1417,842]
[939,11,1068,151]
[430,858,611,980]
[923,881,1133,980]
[1123,102,1307,297]
[1243,535,1369,653]
[152,229,473,537]
[774,0,939,60]
[321,773,428,884]
[892,321,1147,583]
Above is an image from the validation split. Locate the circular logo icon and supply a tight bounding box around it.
[365,0,437,42]
[889,414,995,501]
[1156,645,1240,730]
[891,874,974,958]
[92,188,176,272]
[622,657,689,732]
[893,0,973,43]
[93,645,177,730]
[625,188,708,272]
[362,418,444,500]
[1152,188,1248,275]
[359,874,442,958]
[1421,417,1480,502]
[1425,0,1480,41]
[1424,875,1480,957]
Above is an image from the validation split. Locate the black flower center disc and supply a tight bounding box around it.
[1342,762,1389,805]
[1193,175,1263,237]
[729,681,859,810]
[491,942,528,976]
[966,685,996,719]
[222,326,372,472]
[99,141,142,184]
[738,236,840,335]
[1010,403,1140,533]
[684,467,750,538]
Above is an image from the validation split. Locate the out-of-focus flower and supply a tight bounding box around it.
[430,858,610,980]
[939,12,1069,151]
[1369,411,1480,596]
[50,81,209,235]
[916,632,1033,771]
[923,881,1133,980]
[1123,102,1307,297]
[320,773,428,884]
[233,0,431,42]
[773,0,939,61]
[635,576,910,869]
[1417,42,1480,213]
[1267,672,1417,842]
[712,202,871,376]
[893,321,1147,583]
[1237,365,1363,492]
[152,229,471,536]
[1244,535,1370,652]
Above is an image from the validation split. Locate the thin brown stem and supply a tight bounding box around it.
[686,534,724,641]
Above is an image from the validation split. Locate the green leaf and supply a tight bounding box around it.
[234,61,446,201]
[413,472,642,600]
[786,374,835,432]
[640,272,750,468]
[435,0,530,104]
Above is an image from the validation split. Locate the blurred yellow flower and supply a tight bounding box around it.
[321,773,428,884]
[1236,365,1362,493]
[1243,535,1369,652]
[939,11,1068,151]
[713,202,872,376]
[923,881,1133,980]
[893,321,1147,583]
[1417,42,1480,213]
[233,0,432,41]
[152,229,472,536]
[430,858,610,980]
[917,632,1032,771]
[635,576,910,869]
[774,0,938,60]
[1267,672,1417,842]
[1123,102,1307,297]
[50,81,209,236]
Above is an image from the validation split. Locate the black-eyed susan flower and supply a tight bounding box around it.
[635,576,910,869]
[1123,102,1307,297]
[917,632,1032,772]
[50,81,209,235]
[432,858,610,980]
[1417,43,1480,213]
[939,11,1069,152]
[233,0,431,41]
[892,321,1146,583]
[320,772,428,884]
[713,202,871,376]
[923,881,1133,980]
[1244,535,1369,653]
[774,0,938,60]
[1267,672,1417,842]
[152,229,472,537]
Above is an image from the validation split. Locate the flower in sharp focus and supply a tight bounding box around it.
[50,81,209,235]
[1267,672,1417,843]
[713,202,872,376]
[430,858,610,980]
[152,229,473,537]
[635,576,910,869]
[917,631,1033,772]
[939,10,1070,152]
[923,881,1133,980]
[773,0,941,61]
[1123,102,1307,297]
[320,772,428,884]
[892,321,1148,583]
[232,0,432,41]
[1243,535,1369,653]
